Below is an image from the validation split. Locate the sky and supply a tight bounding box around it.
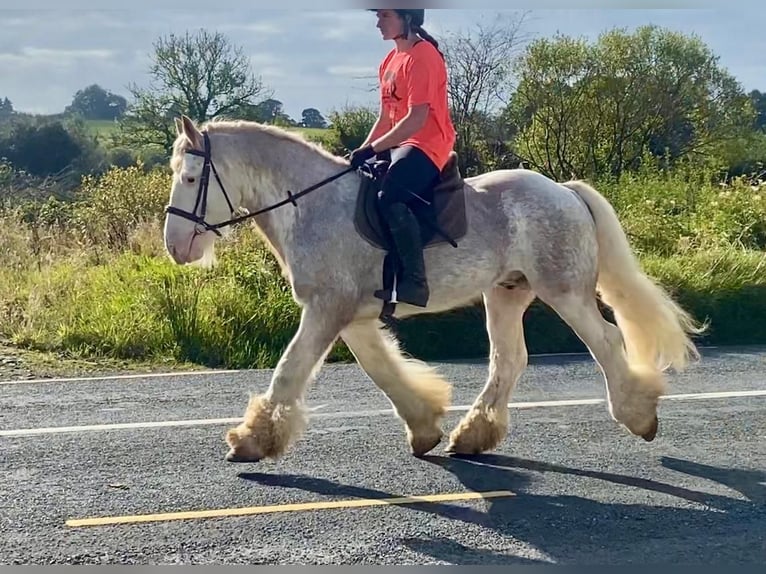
[1,5,765,122]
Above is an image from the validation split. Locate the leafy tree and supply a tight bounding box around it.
[509,25,755,180]
[441,12,529,174]
[66,84,127,120]
[1,121,82,177]
[117,29,270,153]
[749,89,766,132]
[0,97,13,119]
[241,98,293,123]
[301,107,327,129]
[326,105,376,154]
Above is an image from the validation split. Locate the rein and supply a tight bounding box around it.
[165,131,356,236]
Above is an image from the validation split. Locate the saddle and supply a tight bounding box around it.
[352,151,468,321]
[353,151,468,251]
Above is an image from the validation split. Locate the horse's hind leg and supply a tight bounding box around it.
[339,320,451,456]
[537,287,663,440]
[446,284,536,454]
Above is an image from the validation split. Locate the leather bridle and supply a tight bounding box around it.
[165,131,356,236]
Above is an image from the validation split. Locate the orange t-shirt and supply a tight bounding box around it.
[378,40,456,171]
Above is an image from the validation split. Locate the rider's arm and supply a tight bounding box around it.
[370,103,428,152]
[361,102,392,148]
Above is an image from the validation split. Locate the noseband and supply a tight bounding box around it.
[165,130,356,236]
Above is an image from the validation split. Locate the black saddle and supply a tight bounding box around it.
[353,151,468,251]
[352,151,468,322]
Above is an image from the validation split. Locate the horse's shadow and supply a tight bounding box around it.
[238,454,765,565]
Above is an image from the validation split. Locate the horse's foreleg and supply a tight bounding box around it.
[225,303,347,462]
[447,285,535,454]
[340,320,451,456]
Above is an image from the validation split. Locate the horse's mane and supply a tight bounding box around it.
[201,117,344,164]
[169,116,345,174]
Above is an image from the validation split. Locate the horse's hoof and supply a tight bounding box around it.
[641,416,659,442]
[225,449,261,463]
[410,431,443,457]
[444,442,480,456]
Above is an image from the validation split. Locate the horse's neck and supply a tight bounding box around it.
[227,129,352,267]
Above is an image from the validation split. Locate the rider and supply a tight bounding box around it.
[349,8,456,308]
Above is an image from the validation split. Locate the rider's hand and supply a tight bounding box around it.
[349,144,377,169]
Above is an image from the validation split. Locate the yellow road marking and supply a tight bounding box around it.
[66,490,514,527]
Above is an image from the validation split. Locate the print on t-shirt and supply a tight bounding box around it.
[381,68,402,126]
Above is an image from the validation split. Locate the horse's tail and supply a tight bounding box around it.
[562,180,705,373]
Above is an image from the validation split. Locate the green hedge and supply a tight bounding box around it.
[1,161,765,368]
[2,246,762,368]
[394,249,766,359]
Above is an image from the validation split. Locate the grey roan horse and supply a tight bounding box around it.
[163,115,703,463]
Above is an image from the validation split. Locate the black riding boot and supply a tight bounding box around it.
[375,202,429,307]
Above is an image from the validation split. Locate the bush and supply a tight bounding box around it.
[320,105,377,155]
[594,161,766,255]
[396,248,766,358]
[1,157,765,369]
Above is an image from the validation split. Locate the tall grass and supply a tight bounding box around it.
[0,160,764,367]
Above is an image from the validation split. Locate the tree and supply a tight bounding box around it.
[250,98,282,122]
[2,121,83,177]
[441,12,530,174]
[750,89,766,132]
[0,97,13,119]
[509,25,755,180]
[325,105,377,154]
[301,108,327,129]
[117,29,270,153]
[66,84,127,120]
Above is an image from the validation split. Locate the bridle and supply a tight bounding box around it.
[165,131,356,236]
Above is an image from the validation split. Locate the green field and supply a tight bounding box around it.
[1,160,765,372]
[84,119,329,140]
[84,119,120,139]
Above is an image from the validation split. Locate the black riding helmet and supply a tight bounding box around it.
[367,9,425,28]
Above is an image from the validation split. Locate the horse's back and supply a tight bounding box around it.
[464,168,587,217]
[457,167,599,280]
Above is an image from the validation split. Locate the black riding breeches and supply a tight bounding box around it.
[376,145,439,219]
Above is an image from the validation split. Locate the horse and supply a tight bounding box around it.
[163,114,704,463]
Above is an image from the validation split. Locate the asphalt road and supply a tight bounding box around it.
[1,346,764,565]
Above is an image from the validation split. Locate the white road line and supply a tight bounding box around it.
[0,417,245,437]
[6,347,717,386]
[1,389,764,438]
[661,390,766,400]
[0,369,241,386]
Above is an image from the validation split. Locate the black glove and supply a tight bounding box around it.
[349,144,377,169]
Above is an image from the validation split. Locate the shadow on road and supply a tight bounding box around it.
[238,454,765,565]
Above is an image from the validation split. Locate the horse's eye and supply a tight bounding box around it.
[185,176,196,184]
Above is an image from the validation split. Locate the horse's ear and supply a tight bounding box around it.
[174,117,183,136]
[180,114,202,148]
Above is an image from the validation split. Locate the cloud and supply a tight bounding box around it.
[249,53,289,79]
[0,47,115,67]
[320,27,351,40]
[305,10,373,41]
[218,21,283,35]
[302,11,370,23]
[0,16,33,27]
[24,47,114,60]
[259,67,289,80]
[1,8,762,122]
[326,65,374,78]
[0,10,131,31]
